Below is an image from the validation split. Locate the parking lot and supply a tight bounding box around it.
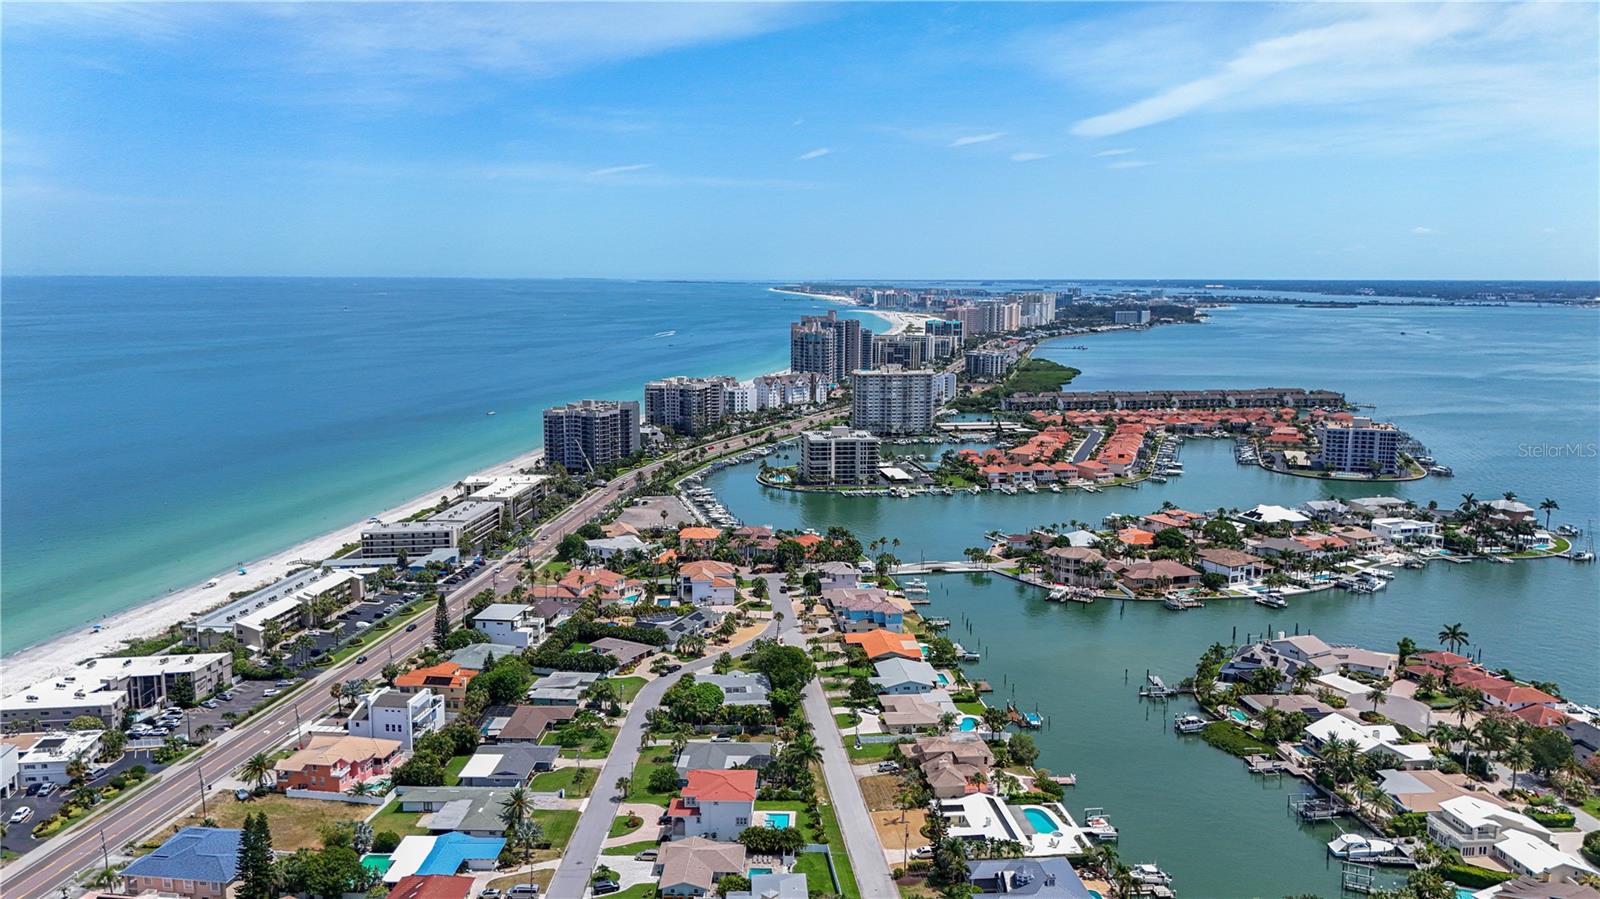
[1,750,174,857]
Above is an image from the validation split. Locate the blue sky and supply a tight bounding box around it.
[4,2,1597,280]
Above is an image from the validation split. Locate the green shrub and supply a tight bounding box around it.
[1199,722,1275,758]
[1437,862,1514,889]
[1525,808,1575,828]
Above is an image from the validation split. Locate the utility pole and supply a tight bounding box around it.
[197,768,208,817]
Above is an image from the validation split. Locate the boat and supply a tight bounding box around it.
[1130,864,1173,886]
[1162,596,1188,611]
[1173,714,1207,734]
[1049,483,1062,493]
[1573,551,1595,562]
[1082,808,1119,842]
[1254,592,1288,609]
[1327,834,1400,861]
[1556,524,1582,537]
[486,411,496,416]
[1427,465,1453,476]
[903,577,929,593]
[204,579,219,588]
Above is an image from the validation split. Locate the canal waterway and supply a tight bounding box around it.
[700,301,1599,897]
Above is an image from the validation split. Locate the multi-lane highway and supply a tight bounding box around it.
[2,409,838,899]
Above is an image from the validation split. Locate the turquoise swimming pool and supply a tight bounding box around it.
[750,867,774,875]
[764,813,792,829]
[1228,709,1250,723]
[1023,807,1062,834]
[937,672,950,685]
[959,716,979,731]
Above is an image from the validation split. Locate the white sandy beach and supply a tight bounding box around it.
[767,287,936,335]
[2,446,546,689]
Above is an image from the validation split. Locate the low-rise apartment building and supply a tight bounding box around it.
[188,568,363,650]
[348,687,445,750]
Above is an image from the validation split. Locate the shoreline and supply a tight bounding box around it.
[766,286,935,335]
[2,446,547,687]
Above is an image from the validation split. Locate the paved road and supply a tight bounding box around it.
[546,619,777,898]
[1071,427,1104,463]
[4,410,837,899]
[773,580,899,899]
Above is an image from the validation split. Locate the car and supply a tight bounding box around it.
[664,663,682,673]
[876,761,901,773]
[508,886,540,898]
[356,655,368,664]
[405,623,418,632]
[235,788,253,801]
[633,848,658,861]
[201,700,219,709]
[88,765,109,780]
[591,881,619,896]
[9,807,33,824]
[355,621,371,629]
[219,692,235,701]
[912,846,936,859]
[36,782,58,798]
[478,890,503,899]
[262,689,280,697]
[275,679,294,687]
[710,734,732,743]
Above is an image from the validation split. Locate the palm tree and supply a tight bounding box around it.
[1458,493,1478,516]
[1539,498,1559,530]
[1437,623,1470,655]
[240,752,274,792]
[499,786,532,831]
[347,781,377,797]
[1365,679,1391,713]
[614,776,631,800]
[789,733,822,768]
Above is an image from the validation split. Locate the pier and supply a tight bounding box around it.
[1138,674,1178,700]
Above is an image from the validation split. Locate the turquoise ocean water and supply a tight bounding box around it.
[0,278,873,655]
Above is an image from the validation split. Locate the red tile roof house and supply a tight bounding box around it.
[677,526,724,559]
[679,560,738,605]
[274,734,403,795]
[1510,705,1570,728]
[1114,560,1202,593]
[666,769,758,841]
[387,875,476,899]
[1480,682,1562,713]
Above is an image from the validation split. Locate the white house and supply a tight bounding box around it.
[667,769,757,841]
[346,687,444,751]
[10,730,103,787]
[1427,796,1552,861]
[1196,548,1266,585]
[1489,829,1596,881]
[870,658,940,695]
[469,603,545,648]
[813,561,861,591]
[1371,518,1440,546]
[584,535,650,560]
[1305,714,1433,769]
[1234,504,1310,526]
[679,561,738,605]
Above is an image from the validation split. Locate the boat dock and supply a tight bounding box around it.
[1006,701,1044,729]
[1289,793,1347,821]
[1138,674,1178,700]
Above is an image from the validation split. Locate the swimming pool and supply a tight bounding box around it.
[937,672,950,685]
[764,812,792,829]
[959,716,979,732]
[750,867,774,875]
[1022,807,1063,835]
[1228,709,1251,723]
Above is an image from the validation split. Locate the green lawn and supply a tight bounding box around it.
[601,839,659,857]
[443,754,470,785]
[528,766,595,798]
[813,796,861,899]
[793,852,835,895]
[753,800,817,840]
[366,804,429,837]
[629,747,679,804]
[1581,796,1600,818]
[834,711,862,729]
[609,813,645,838]
[605,886,655,899]
[845,740,903,762]
[606,676,648,703]
[532,809,580,851]
[955,700,986,716]
[542,724,620,759]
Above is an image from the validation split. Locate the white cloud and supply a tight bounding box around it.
[1055,2,1597,150]
[589,163,654,177]
[1010,152,1049,162]
[949,132,1006,147]
[1411,226,1436,236]
[1107,160,1152,170]
[1094,148,1136,157]
[796,147,831,161]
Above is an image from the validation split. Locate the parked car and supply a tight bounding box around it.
[478,890,502,899]
[262,689,280,697]
[633,848,658,861]
[876,761,901,773]
[219,691,235,701]
[591,880,619,895]
[35,783,57,797]
[274,679,294,687]
[9,807,33,824]
[508,885,540,898]
[201,700,219,709]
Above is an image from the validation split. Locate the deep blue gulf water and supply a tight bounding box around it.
[0,278,873,654]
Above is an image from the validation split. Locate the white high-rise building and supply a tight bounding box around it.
[850,367,947,435]
[799,426,881,485]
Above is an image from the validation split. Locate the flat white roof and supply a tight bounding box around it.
[458,753,502,780]
[1493,830,1591,875]
[193,569,360,631]
[383,835,436,883]
[470,475,549,501]
[2,653,230,712]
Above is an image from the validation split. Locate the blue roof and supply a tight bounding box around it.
[415,832,505,876]
[123,826,242,884]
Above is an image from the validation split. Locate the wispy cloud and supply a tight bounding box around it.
[589,163,654,177]
[1048,2,1597,152]
[1107,160,1151,170]
[1411,226,1436,236]
[949,132,1005,148]
[1093,148,1135,157]
[1010,152,1049,162]
[796,147,831,161]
